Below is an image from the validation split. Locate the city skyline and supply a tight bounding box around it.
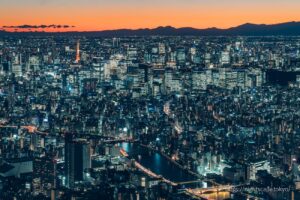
[1,0,300,31]
[1,1,300,200]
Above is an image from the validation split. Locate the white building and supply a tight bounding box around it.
[247,159,270,180]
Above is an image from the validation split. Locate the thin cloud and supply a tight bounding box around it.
[2,24,75,29]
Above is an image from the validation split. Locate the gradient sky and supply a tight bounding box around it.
[1,0,300,31]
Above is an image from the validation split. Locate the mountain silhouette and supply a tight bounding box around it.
[2,22,300,36]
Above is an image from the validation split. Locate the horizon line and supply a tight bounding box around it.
[1,20,300,33]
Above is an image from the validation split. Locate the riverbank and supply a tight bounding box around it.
[119,142,198,183]
[139,143,202,179]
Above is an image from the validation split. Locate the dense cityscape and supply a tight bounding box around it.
[0,36,300,200]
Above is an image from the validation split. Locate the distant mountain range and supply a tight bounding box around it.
[2,21,300,36]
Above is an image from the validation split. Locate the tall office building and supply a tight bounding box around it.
[75,40,80,63]
[176,47,186,66]
[192,69,207,90]
[158,43,166,54]
[219,68,227,88]
[221,51,230,65]
[65,134,91,188]
[112,37,120,48]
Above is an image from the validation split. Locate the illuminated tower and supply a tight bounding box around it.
[75,40,80,63]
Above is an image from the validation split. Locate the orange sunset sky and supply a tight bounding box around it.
[1,0,300,31]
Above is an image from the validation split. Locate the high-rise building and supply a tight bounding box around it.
[158,43,166,54]
[235,69,245,89]
[112,37,120,48]
[176,47,186,66]
[219,68,227,88]
[192,69,207,90]
[65,134,91,188]
[12,64,22,77]
[221,51,230,65]
[226,70,238,89]
[75,40,80,63]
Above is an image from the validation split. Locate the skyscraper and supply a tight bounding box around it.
[75,40,80,63]
[65,134,91,188]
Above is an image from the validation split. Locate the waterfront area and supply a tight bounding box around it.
[119,142,198,184]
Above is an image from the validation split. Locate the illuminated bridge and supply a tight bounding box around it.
[0,125,48,136]
[0,124,135,144]
[186,185,235,194]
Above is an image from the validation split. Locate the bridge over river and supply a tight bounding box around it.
[119,142,233,199]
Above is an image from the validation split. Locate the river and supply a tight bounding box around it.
[119,142,234,199]
[119,142,202,184]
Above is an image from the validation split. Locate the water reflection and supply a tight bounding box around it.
[120,143,233,200]
[200,191,230,200]
[119,142,197,183]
